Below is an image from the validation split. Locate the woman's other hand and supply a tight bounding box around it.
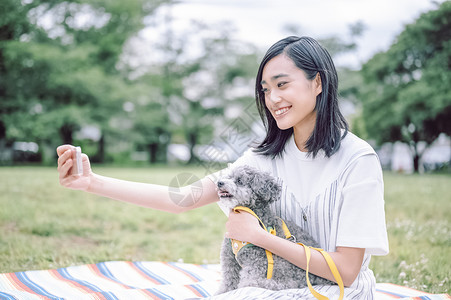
[225,210,266,244]
[56,145,92,191]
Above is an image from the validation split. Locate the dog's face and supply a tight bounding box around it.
[216,165,281,210]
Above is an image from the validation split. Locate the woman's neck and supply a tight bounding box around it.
[293,122,315,152]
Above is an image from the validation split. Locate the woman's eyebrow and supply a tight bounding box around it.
[261,73,289,85]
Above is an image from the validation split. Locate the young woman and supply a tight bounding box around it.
[57,36,388,299]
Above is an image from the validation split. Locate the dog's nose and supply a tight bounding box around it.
[217,181,224,188]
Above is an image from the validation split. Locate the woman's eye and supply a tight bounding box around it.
[261,87,269,94]
[277,82,287,88]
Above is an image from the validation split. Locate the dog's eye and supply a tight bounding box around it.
[236,177,244,186]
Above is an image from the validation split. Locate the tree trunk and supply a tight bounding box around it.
[413,153,420,173]
[187,131,198,164]
[149,143,158,164]
[409,130,421,173]
[410,138,430,173]
[96,134,105,163]
[59,124,73,145]
[0,120,5,140]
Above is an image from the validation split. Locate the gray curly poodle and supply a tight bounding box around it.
[215,165,333,294]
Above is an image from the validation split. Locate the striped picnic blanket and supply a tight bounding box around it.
[0,261,449,300]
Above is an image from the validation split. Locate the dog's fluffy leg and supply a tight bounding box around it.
[236,247,269,289]
[215,238,242,295]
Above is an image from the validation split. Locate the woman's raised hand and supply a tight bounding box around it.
[56,145,92,191]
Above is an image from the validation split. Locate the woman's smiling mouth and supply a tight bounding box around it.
[274,106,291,116]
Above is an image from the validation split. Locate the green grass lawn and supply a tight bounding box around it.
[0,166,449,294]
[370,172,450,293]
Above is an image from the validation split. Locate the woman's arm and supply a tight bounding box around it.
[225,211,364,287]
[57,145,219,213]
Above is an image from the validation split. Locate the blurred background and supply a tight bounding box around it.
[0,0,450,173]
[0,1,450,292]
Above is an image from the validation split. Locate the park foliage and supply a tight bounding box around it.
[0,1,449,171]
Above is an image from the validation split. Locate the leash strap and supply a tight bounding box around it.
[233,206,275,279]
[278,217,293,240]
[265,249,274,279]
[232,206,344,300]
[299,243,344,300]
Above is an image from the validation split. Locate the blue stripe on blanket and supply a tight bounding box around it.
[189,283,210,297]
[146,288,174,300]
[133,262,171,285]
[167,262,203,282]
[376,288,407,298]
[0,291,17,300]
[97,262,135,289]
[15,272,58,299]
[101,291,120,300]
[57,267,103,293]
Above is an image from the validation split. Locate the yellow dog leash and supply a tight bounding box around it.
[232,206,344,300]
[230,206,277,279]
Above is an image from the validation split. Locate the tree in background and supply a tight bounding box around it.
[171,32,260,164]
[129,6,260,164]
[117,79,172,164]
[0,0,168,163]
[1,0,260,165]
[359,1,451,172]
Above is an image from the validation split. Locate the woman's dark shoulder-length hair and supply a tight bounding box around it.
[253,36,348,158]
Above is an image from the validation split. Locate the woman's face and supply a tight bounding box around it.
[261,54,321,133]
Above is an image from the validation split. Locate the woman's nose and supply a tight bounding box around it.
[268,91,281,103]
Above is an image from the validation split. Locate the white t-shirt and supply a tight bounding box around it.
[209,132,389,299]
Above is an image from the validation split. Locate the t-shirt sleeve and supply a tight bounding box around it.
[336,154,389,256]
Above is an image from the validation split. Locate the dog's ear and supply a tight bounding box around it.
[251,170,281,208]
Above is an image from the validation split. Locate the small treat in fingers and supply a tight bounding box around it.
[71,146,83,175]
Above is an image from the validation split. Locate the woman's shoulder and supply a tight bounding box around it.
[337,132,383,177]
[233,148,273,172]
[327,131,380,174]
[340,131,376,157]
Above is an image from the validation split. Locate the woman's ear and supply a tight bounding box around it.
[314,72,322,96]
